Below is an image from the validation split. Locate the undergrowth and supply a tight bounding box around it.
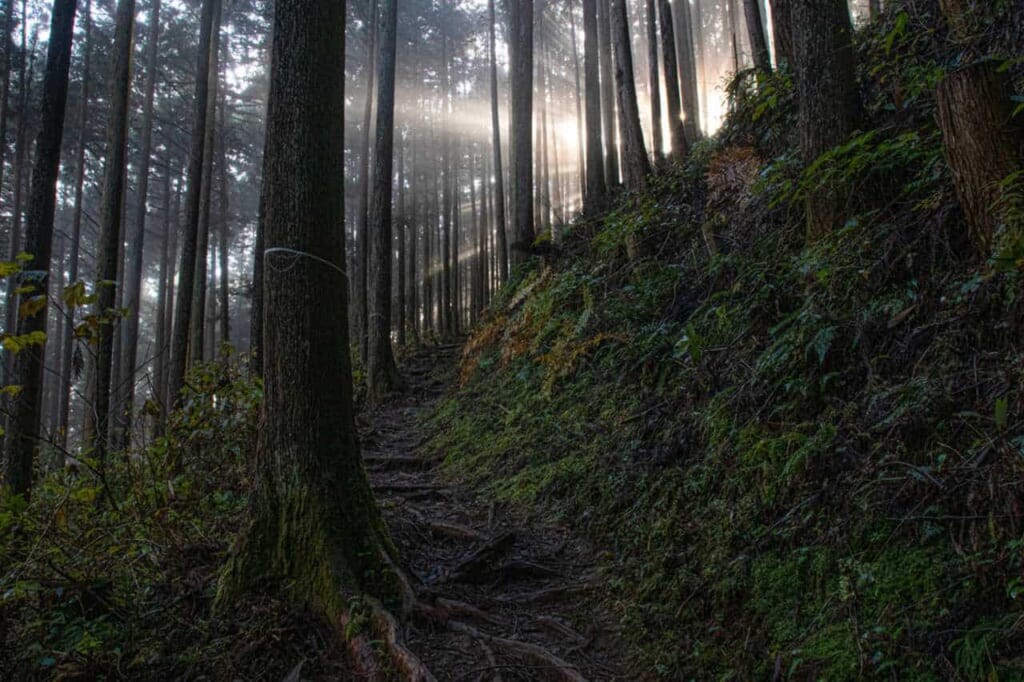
[0,358,352,680]
[429,5,1024,678]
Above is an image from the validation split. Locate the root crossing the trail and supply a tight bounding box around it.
[359,343,626,681]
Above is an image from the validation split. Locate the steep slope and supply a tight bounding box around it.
[428,7,1024,678]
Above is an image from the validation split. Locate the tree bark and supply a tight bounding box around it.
[89,0,135,458]
[508,0,534,267]
[367,0,401,401]
[611,0,651,194]
[217,0,394,613]
[0,0,15,211]
[356,0,377,364]
[936,61,1023,253]
[792,0,859,241]
[2,0,76,495]
[673,0,701,141]
[770,0,794,69]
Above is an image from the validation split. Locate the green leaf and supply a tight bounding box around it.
[995,397,1009,431]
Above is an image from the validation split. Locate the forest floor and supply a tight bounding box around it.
[360,342,627,681]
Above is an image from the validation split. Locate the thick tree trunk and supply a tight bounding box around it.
[508,0,534,267]
[658,0,687,160]
[169,0,219,410]
[744,0,771,73]
[792,0,859,241]
[645,0,662,162]
[597,0,619,187]
[217,0,394,616]
[487,0,509,283]
[936,62,1023,253]
[2,0,76,495]
[118,0,162,450]
[89,0,135,458]
[611,0,651,194]
[367,0,401,401]
[582,0,606,212]
[57,0,91,450]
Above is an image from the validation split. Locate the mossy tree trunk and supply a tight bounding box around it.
[218,0,394,615]
[792,0,860,241]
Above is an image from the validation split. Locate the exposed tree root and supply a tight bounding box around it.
[366,596,437,682]
[403,507,486,540]
[493,584,591,605]
[443,532,516,583]
[443,619,588,682]
[535,615,588,647]
[364,455,436,470]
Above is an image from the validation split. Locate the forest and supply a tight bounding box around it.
[0,0,1022,678]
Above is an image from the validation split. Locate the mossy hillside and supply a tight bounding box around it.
[428,9,1024,677]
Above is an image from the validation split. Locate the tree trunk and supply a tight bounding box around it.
[611,0,651,194]
[88,0,135,459]
[168,0,219,410]
[153,155,176,426]
[367,0,401,401]
[744,0,771,73]
[2,0,76,496]
[792,0,859,241]
[658,0,688,160]
[770,0,794,69]
[57,0,91,451]
[0,0,15,211]
[217,95,230,346]
[508,0,534,267]
[582,0,606,212]
[673,0,701,140]
[396,132,406,347]
[487,0,509,283]
[645,0,662,162]
[356,0,377,365]
[597,0,619,187]
[191,0,223,366]
[936,61,1023,253]
[568,0,585,206]
[118,0,162,450]
[217,0,394,617]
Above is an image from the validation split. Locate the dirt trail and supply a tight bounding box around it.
[359,343,627,681]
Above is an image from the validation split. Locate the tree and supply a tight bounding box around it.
[657,0,687,160]
[57,0,92,449]
[791,0,859,241]
[507,0,534,267]
[367,0,401,400]
[0,0,15,202]
[487,0,508,282]
[582,0,605,211]
[645,0,662,162]
[743,0,771,73]
[673,0,701,141]
[119,0,163,449]
[771,0,794,68]
[168,0,220,412]
[935,0,1024,252]
[2,0,77,495]
[355,0,378,363]
[610,0,650,194]
[88,0,136,457]
[596,0,619,186]
[217,0,394,619]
